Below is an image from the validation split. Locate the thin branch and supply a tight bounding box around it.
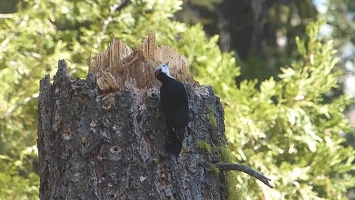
[94,0,128,48]
[214,163,273,188]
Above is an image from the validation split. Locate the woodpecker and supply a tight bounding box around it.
[154,62,189,158]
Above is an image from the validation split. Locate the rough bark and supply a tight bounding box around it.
[37,36,227,199]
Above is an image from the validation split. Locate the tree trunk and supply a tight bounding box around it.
[37,36,228,199]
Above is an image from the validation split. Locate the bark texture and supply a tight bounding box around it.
[37,36,228,199]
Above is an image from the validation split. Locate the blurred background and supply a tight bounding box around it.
[0,0,354,199]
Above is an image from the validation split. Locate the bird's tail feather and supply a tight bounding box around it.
[166,126,185,158]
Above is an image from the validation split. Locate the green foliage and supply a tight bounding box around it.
[226,171,242,200]
[212,20,353,199]
[0,0,353,199]
[0,0,182,198]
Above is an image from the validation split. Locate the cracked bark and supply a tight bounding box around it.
[37,36,228,199]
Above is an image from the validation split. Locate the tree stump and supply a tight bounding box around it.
[37,35,227,199]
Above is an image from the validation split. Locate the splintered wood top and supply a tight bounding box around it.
[88,34,197,92]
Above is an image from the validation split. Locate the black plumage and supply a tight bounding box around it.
[154,62,189,158]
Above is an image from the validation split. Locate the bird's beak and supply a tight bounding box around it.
[154,69,159,77]
[165,61,169,66]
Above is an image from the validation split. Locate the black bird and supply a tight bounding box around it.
[154,62,189,158]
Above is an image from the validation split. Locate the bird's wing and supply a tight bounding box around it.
[160,81,189,129]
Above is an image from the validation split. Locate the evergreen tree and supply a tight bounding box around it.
[0,0,353,199]
[174,20,355,199]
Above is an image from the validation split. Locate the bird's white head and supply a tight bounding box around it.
[154,62,173,78]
